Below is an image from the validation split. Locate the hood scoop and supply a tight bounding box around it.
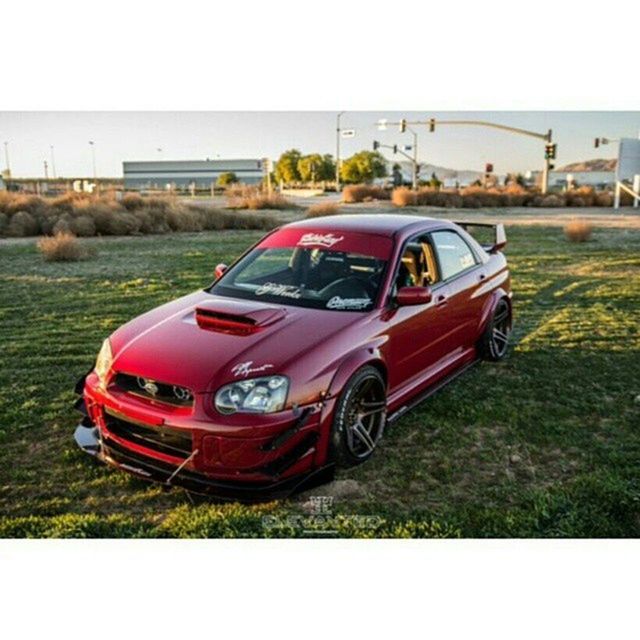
[194,300,286,336]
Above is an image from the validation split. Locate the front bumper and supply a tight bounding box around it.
[74,422,333,501]
[73,372,335,502]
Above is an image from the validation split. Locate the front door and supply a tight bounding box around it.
[383,237,454,396]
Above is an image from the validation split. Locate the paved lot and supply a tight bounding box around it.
[187,195,640,229]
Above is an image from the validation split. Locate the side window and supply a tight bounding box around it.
[431,230,477,281]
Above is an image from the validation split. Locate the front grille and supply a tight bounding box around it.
[113,372,194,407]
[104,413,193,459]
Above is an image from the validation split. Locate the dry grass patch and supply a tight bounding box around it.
[226,185,293,210]
[342,184,390,203]
[564,220,593,243]
[392,187,418,208]
[0,191,277,237]
[305,201,341,218]
[37,231,94,262]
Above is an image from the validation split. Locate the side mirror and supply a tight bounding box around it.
[396,286,432,306]
[214,263,228,279]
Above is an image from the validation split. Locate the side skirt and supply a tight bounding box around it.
[386,359,479,424]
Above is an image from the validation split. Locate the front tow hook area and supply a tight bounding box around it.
[74,424,103,458]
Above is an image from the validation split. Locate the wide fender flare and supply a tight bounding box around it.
[313,345,387,465]
[477,287,512,336]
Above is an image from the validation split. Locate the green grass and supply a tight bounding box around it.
[1,226,639,537]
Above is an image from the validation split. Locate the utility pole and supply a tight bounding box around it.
[404,125,419,189]
[3,141,10,174]
[336,111,345,193]
[50,145,57,179]
[383,119,420,188]
[89,141,97,179]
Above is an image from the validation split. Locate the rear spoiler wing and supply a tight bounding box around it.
[455,221,506,254]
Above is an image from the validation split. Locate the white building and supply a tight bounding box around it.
[123,159,264,191]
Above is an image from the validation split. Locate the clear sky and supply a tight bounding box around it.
[1,111,638,178]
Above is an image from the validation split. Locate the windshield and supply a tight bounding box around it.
[210,228,392,311]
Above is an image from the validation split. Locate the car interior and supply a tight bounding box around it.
[394,239,439,292]
[219,247,388,309]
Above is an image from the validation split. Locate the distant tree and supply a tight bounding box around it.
[297,154,323,183]
[217,172,238,187]
[274,149,303,184]
[340,151,387,184]
[429,172,442,189]
[318,154,336,181]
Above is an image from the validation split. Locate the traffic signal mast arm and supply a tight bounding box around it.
[373,141,415,163]
[379,118,552,142]
[376,117,555,193]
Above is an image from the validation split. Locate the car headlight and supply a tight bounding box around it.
[94,339,113,387]
[215,375,289,415]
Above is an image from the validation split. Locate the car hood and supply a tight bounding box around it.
[110,291,361,393]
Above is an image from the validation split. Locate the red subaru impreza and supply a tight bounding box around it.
[74,214,512,500]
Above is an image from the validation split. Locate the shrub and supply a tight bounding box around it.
[167,206,205,232]
[0,190,279,237]
[121,192,145,211]
[460,187,507,207]
[564,220,593,243]
[342,184,390,203]
[52,215,73,235]
[305,202,341,218]
[71,214,97,237]
[540,194,564,207]
[226,185,292,210]
[391,187,417,207]
[37,231,94,261]
[594,191,614,207]
[566,186,595,207]
[6,210,39,237]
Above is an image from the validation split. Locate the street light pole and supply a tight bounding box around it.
[3,141,10,174]
[50,145,57,179]
[89,141,97,180]
[336,111,345,193]
[406,125,418,189]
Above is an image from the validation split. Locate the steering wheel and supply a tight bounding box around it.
[320,276,371,301]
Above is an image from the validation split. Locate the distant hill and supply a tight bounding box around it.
[557,158,617,172]
[390,160,483,183]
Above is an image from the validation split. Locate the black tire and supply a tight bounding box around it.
[478,298,512,361]
[331,366,387,467]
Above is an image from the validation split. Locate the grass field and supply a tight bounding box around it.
[1,224,639,537]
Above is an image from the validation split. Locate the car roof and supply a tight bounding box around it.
[284,214,452,238]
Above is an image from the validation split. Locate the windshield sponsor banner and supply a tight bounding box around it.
[259,228,392,260]
[255,283,303,299]
[298,232,344,248]
[326,296,372,310]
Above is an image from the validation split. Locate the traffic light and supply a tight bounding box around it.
[545,143,557,160]
[373,140,380,151]
[415,163,421,178]
[429,118,435,132]
[392,145,398,154]
[594,138,600,149]
[399,119,407,133]
[485,163,494,174]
